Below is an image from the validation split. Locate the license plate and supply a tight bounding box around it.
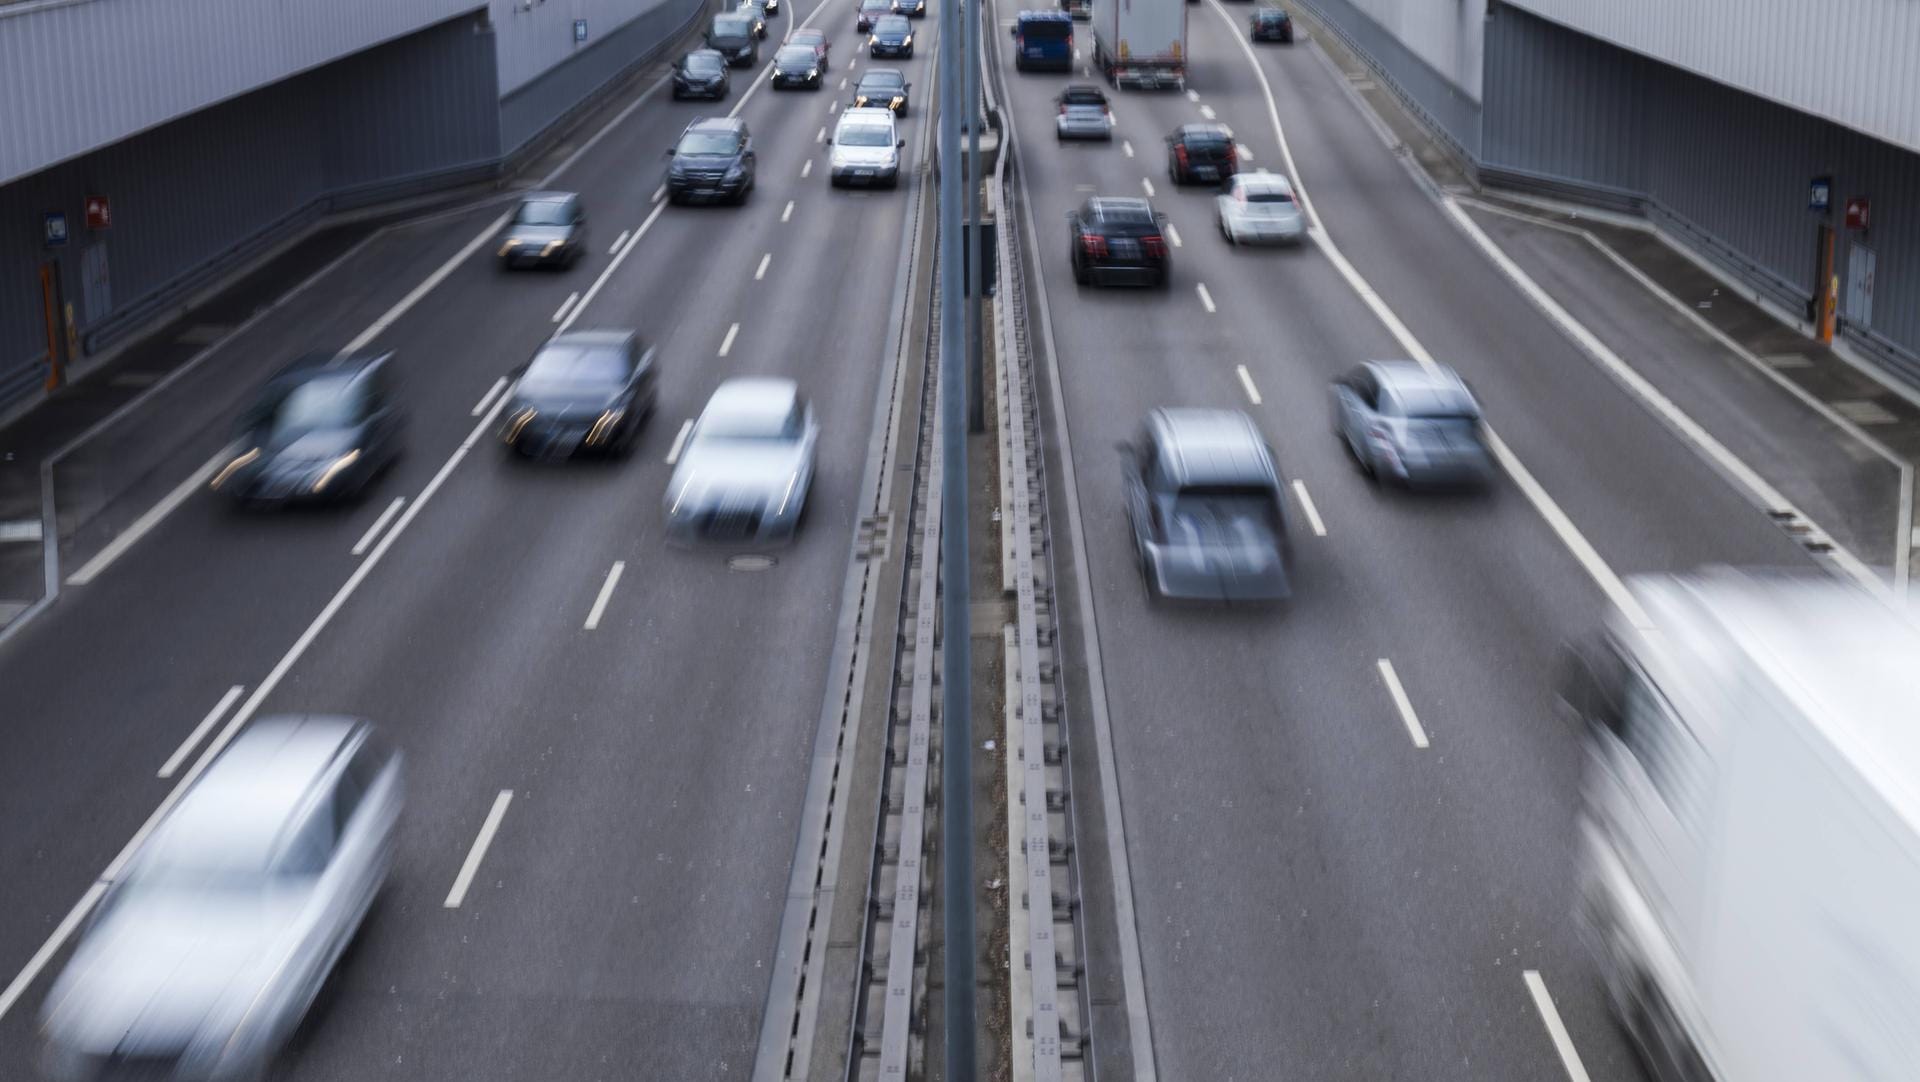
[855,169,874,177]
[1110,238,1140,259]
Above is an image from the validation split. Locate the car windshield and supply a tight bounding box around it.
[778,47,816,64]
[267,376,360,433]
[1395,387,1477,418]
[679,131,740,155]
[514,200,571,226]
[1184,131,1231,150]
[1168,486,1279,536]
[876,16,909,32]
[1062,89,1105,104]
[685,53,724,73]
[838,124,893,147]
[712,16,750,37]
[522,348,627,394]
[1018,18,1070,39]
[863,74,905,92]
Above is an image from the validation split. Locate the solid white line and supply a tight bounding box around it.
[444,790,515,908]
[1122,140,1134,157]
[351,497,406,557]
[1165,223,1183,248]
[66,451,225,586]
[157,685,244,779]
[610,229,630,254]
[1141,176,1156,197]
[1376,659,1429,749]
[756,252,772,280]
[557,202,667,336]
[551,290,580,323]
[665,419,695,465]
[1196,283,1216,314]
[653,184,667,204]
[1524,971,1595,1082]
[718,322,741,357]
[1291,480,1326,537]
[344,212,512,354]
[470,376,507,417]
[783,199,796,220]
[0,883,105,1023]
[584,561,626,631]
[1199,104,1216,120]
[1234,363,1261,404]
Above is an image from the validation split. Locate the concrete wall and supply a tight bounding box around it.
[1294,0,1485,160]
[497,0,712,158]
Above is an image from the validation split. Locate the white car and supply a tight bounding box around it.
[828,107,906,188]
[40,717,401,1081]
[666,377,820,542]
[1215,172,1307,245]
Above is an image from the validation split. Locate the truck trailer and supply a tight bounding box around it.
[1091,0,1184,90]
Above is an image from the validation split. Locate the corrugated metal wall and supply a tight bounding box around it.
[1294,0,1484,161]
[0,12,498,400]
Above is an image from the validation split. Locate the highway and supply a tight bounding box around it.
[0,0,937,1075]
[992,2,1824,1079]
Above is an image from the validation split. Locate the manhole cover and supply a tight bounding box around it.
[728,554,777,572]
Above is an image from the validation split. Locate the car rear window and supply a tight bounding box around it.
[1184,131,1231,149]
[1018,17,1072,39]
[712,16,751,35]
[687,53,725,72]
[1244,188,1294,204]
[514,200,571,225]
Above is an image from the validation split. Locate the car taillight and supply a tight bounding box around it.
[1141,235,1167,258]
[1081,234,1108,258]
[1060,103,1068,115]
[1175,145,1190,166]
[1225,143,1239,164]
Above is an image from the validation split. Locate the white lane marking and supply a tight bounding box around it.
[1165,223,1183,248]
[1234,363,1261,404]
[157,685,244,779]
[470,376,507,417]
[756,252,772,280]
[817,126,828,142]
[1524,971,1594,1082]
[840,77,849,89]
[65,452,225,586]
[445,790,515,908]
[1236,142,1253,159]
[1196,283,1216,314]
[1209,0,1653,630]
[1122,140,1134,157]
[1199,104,1216,120]
[803,158,815,178]
[1141,176,1156,197]
[556,200,667,335]
[610,229,631,254]
[1376,659,1429,748]
[345,216,513,355]
[0,520,40,542]
[551,290,580,323]
[718,322,741,357]
[1186,88,1200,102]
[783,199,796,220]
[665,419,695,465]
[653,184,667,204]
[350,498,407,557]
[584,560,626,631]
[1073,47,1081,60]
[1291,480,1326,537]
[0,882,105,1023]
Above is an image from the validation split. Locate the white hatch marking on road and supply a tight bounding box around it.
[756,252,773,280]
[551,290,580,323]
[803,159,815,178]
[1199,104,1216,120]
[665,419,695,465]
[1186,89,1200,102]
[1141,177,1155,197]
[610,229,630,253]
[817,126,828,142]
[1165,223,1183,248]
[65,452,225,586]
[1236,142,1252,159]
[719,322,741,357]
[653,184,667,203]
[1291,481,1326,537]
[783,199,797,220]
[1122,140,1134,157]
[1524,971,1594,1082]
[584,561,626,631]
[1196,283,1216,313]
[1234,364,1261,404]
[351,498,407,557]
[471,376,508,417]
[158,686,245,779]
[445,790,515,908]
[1376,659,1429,748]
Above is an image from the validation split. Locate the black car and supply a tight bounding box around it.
[1167,123,1239,185]
[666,117,757,204]
[868,14,913,56]
[787,27,831,68]
[734,2,768,38]
[852,69,911,115]
[707,14,759,66]
[1067,196,1171,287]
[496,191,587,269]
[899,0,928,16]
[1250,6,1293,42]
[771,45,825,88]
[501,330,658,460]
[673,49,731,99]
[856,0,897,32]
[211,351,404,505]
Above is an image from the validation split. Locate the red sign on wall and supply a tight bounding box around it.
[1845,196,1871,231]
[84,195,111,230]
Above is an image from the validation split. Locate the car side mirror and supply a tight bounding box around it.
[665,148,676,156]
[897,138,906,147]
[1009,24,1018,34]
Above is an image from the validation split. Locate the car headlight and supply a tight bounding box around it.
[209,447,261,491]
[541,240,561,256]
[855,95,869,107]
[809,67,819,77]
[505,407,537,442]
[890,95,904,107]
[869,34,877,43]
[903,35,912,44]
[310,450,362,493]
[585,409,625,446]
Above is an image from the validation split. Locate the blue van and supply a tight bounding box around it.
[1011,11,1074,72]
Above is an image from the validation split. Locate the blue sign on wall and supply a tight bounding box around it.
[574,18,588,42]
[43,211,69,247]
[1810,175,1833,212]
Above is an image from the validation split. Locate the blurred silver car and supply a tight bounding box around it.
[1121,409,1294,603]
[1055,84,1113,140]
[1215,172,1305,245]
[666,377,819,542]
[40,717,401,1081]
[1331,361,1493,487]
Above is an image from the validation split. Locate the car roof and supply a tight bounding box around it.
[148,716,361,872]
[705,377,800,421]
[1060,84,1107,99]
[777,44,817,57]
[790,26,826,37]
[551,329,637,349]
[685,116,747,135]
[1175,123,1234,140]
[275,348,388,383]
[1367,360,1478,412]
[876,12,909,21]
[840,106,897,124]
[1148,409,1274,487]
[1017,9,1073,20]
[1233,172,1294,193]
[685,47,725,60]
[518,190,576,204]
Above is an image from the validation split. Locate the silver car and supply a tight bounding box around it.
[828,107,906,187]
[40,717,401,1081]
[1331,361,1493,488]
[1121,409,1294,603]
[1055,84,1114,141]
[666,377,819,542]
[1216,172,1306,245]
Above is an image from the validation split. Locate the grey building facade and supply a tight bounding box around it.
[1298,0,1920,384]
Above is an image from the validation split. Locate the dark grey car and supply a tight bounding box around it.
[707,14,760,65]
[210,350,404,506]
[501,330,658,460]
[1121,409,1293,603]
[666,117,757,204]
[672,49,731,99]
[497,192,586,269]
[1331,361,1492,488]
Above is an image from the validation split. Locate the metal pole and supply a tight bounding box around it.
[964,0,985,434]
[937,0,978,1078]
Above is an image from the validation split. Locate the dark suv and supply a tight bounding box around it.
[706,14,760,66]
[868,14,913,56]
[1066,196,1171,287]
[1250,6,1293,42]
[665,118,757,204]
[856,0,897,32]
[1166,123,1239,185]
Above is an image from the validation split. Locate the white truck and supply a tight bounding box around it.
[1562,570,1920,1082]
[1091,0,1185,90]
